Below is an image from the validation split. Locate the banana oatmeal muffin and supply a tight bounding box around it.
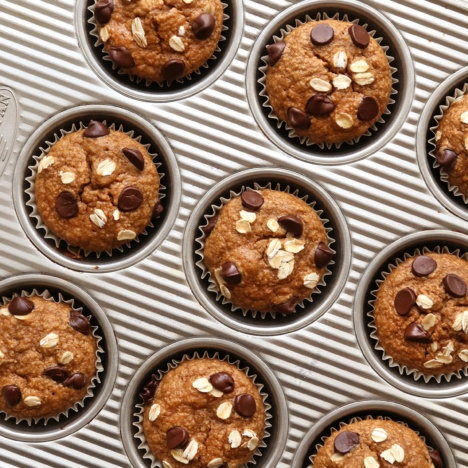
[141,358,265,468]
[0,295,97,419]
[202,189,333,315]
[373,252,468,375]
[94,0,224,83]
[35,121,161,253]
[265,19,392,145]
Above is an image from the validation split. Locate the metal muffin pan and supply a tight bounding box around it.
[245,0,415,166]
[12,104,181,273]
[74,0,244,102]
[182,167,352,336]
[120,337,288,468]
[292,401,456,468]
[0,274,118,443]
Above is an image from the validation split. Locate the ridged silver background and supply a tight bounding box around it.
[0,0,468,467]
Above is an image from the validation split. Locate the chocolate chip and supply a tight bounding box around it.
[167,426,189,449]
[44,366,69,384]
[202,214,219,236]
[429,450,443,468]
[357,96,379,121]
[69,310,91,335]
[348,24,370,49]
[310,24,334,46]
[278,215,303,237]
[314,242,334,268]
[109,46,135,69]
[162,59,185,81]
[233,394,256,418]
[55,191,79,219]
[306,95,335,117]
[412,256,437,277]
[288,107,310,130]
[443,274,467,298]
[83,121,110,138]
[2,385,21,407]
[152,200,164,218]
[241,191,264,211]
[94,0,114,25]
[63,373,87,389]
[122,148,144,171]
[394,288,416,316]
[267,40,286,66]
[272,296,298,315]
[8,297,35,316]
[191,13,215,40]
[334,431,360,454]
[140,375,159,405]
[118,186,144,212]
[209,372,234,393]
[404,323,433,343]
[221,262,241,285]
[435,147,457,169]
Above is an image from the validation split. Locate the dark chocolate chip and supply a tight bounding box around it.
[315,242,334,268]
[404,323,433,343]
[109,46,135,69]
[55,191,79,219]
[394,288,416,316]
[267,40,286,66]
[94,0,114,25]
[241,191,264,211]
[429,450,443,468]
[348,24,370,49]
[334,431,360,454]
[278,214,303,237]
[167,426,189,450]
[191,13,215,40]
[357,96,379,121]
[140,374,159,405]
[152,200,164,218]
[443,274,467,298]
[306,95,335,117]
[435,147,457,169]
[202,214,219,236]
[2,385,21,407]
[69,310,91,335]
[288,107,310,130]
[162,59,185,81]
[8,297,35,316]
[122,148,144,171]
[43,366,69,384]
[209,372,234,393]
[412,256,437,277]
[83,121,110,138]
[233,393,256,418]
[310,24,334,46]
[63,373,87,389]
[221,262,241,285]
[118,186,144,212]
[272,296,298,315]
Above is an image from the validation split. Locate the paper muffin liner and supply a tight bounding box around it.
[0,288,104,426]
[25,120,166,258]
[258,12,398,150]
[368,245,468,383]
[428,83,468,203]
[133,350,272,468]
[88,0,230,87]
[195,182,335,319]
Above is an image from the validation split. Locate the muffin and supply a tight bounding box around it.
[313,419,433,468]
[141,358,265,468]
[0,295,97,419]
[35,121,161,253]
[203,189,333,315]
[265,19,392,145]
[94,0,224,83]
[373,252,468,375]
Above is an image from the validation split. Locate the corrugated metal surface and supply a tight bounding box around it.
[1,0,468,467]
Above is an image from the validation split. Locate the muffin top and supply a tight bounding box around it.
[313,419,433,468]
[203,189,333,315]
[141,358,265,468]
[373,252,468,375]
[95,0,224,83]
[35,121,160,253]
[265,19,392,145]
[0,295,97,419]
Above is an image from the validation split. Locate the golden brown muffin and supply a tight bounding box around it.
[141,358,265,468]
[313,420,433,468]
[35,121,161,253]
[203,189,333,315]
[0,296,97,419]
[265,19,392,145]
[94,0,224,83]
[373,252,468,375]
